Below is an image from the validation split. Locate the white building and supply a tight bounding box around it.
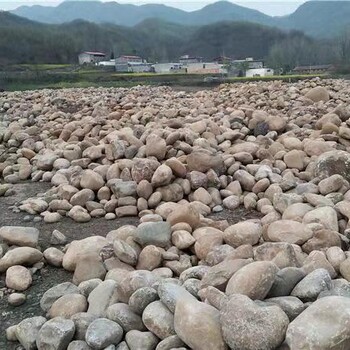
[246,68,274,78]
[97,60,116,67]
[153,62,227,75]
[116,61,152,73]
[78,51,106,65]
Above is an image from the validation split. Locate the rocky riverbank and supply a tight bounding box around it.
[1,78,350,349]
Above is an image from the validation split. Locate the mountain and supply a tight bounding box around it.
[10,0,350,38]
[0,12,315,65]
[277,1,350,37]
[189,1,271,26]
[0,10,43,27]
[11,1,271,27]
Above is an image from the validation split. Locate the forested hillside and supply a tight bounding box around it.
[0,11,332,67]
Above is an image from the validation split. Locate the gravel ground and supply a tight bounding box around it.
[0,181,261,348]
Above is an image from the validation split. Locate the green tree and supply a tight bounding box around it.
[236,61,250,77]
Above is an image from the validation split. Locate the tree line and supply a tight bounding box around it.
[266,28,350,73]
[1,12,350,73]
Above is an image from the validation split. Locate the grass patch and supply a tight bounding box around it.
[4,80,141,91]
[112,72,191,78]
[0,64,329,92]
[12,64,73,71]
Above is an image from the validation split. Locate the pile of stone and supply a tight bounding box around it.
[3,212,350,349]
[0,79,348,224]
[0,226,65,306]
[2,78,350,348]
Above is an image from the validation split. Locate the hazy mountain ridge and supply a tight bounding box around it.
[277,1,350,37]
[0,9,44,26]
[10,0,350,37]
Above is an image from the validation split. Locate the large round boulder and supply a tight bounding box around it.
[286,296,350,349]
[314,150,350,182]
[305,86,330,103]
[220,294,289,350]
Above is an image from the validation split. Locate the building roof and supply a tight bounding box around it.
[246,68,273,72]
[233,58,263,63]
[81,51,106,56]
[127,62,152,66]
[118,55,142,59]
[294,65,333,71]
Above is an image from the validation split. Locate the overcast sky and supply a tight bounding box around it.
[0,0,305,16]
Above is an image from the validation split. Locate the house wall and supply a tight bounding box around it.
[153,62,226,74]
[130,64,152,73]
[79,53,92,65]
[116,56,143,64]
[186,62,225,74]
[116,63,152,73]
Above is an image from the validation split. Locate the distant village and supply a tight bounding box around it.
[78,51,274,77]
[78,51,334,78]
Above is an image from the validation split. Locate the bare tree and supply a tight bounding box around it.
[338,27,350,63]
[267,35,334,73]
